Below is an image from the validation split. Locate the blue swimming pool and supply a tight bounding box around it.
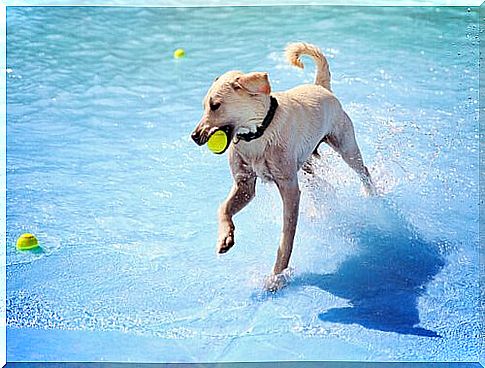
[6,5,481,362]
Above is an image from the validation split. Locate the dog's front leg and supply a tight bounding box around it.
[217,175,256,254]
[271,175,300,282]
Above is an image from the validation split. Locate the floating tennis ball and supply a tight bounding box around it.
[173,48,185,58]
[207,130,229,154]
[16,233,39,251]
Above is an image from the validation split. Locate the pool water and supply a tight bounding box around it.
[6,6,481,362]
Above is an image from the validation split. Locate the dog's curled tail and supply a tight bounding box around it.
[285,42,332,92]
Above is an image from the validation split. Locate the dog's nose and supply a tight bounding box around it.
[191,130,202,145]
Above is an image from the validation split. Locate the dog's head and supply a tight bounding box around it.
[191,71,272,146]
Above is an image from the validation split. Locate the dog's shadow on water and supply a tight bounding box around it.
[291,198,446,337]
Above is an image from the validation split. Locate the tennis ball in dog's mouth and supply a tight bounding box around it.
[173,48,185,58]
[207,130,229,154]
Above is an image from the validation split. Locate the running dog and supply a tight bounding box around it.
[191,42,375,290]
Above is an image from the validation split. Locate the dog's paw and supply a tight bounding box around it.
[362,183,378,197]
[216,231,234,254]
[264,271,292,292]
[264,274,286,292]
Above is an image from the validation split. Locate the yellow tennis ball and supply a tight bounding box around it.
[173,48,185,58]
[16,233,39,251]
[207,130,228,154]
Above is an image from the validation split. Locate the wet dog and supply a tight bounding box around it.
[191,42,375,290]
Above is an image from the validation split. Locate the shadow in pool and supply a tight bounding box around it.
[292,199,446,337]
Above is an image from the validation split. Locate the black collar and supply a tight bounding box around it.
[236,96,278,142]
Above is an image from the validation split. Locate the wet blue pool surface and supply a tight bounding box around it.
[6,6,481,363]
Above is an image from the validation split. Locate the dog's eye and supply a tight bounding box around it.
[210,101,221,111]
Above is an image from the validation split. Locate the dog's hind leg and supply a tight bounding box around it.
[301,144,323,175]
[324,115,376,196]
[302,161,315,175]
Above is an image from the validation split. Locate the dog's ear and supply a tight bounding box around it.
[233,72,271,95]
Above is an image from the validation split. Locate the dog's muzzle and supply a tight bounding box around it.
[191,129,205,146]
[191,125,233,147]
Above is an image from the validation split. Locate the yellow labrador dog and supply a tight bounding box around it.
[191,42,375,290]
